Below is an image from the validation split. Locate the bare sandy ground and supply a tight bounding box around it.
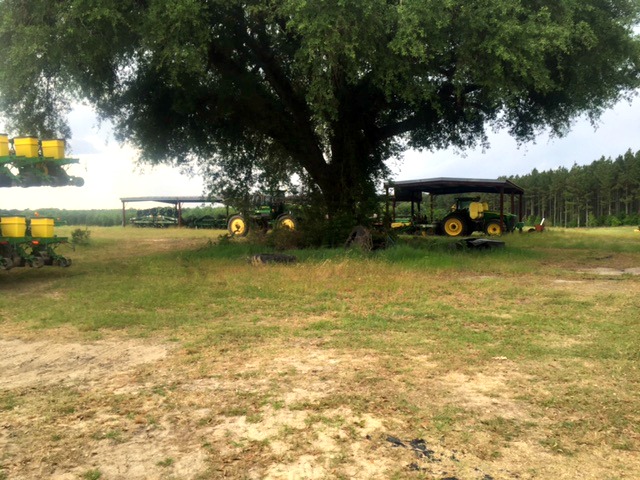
[2,333,638,480]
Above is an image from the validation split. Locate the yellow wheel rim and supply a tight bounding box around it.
[486,223,502,236]
[444,218,464,236]
[280,218,295,230]
[230,218,247,235]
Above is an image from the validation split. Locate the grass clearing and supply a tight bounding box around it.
[1,226,639,479]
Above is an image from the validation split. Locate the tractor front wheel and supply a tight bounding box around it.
[443,214,467,237]
[227,215,249,237]
[276,214,297,231]
[484,220,504,236]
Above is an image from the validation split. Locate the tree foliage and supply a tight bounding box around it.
[1,0,639,217]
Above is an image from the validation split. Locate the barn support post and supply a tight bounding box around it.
[385,185,390,221]
[499,188,505,226]
[430,195,434,223]
[122,201,126,227]
[519,193,524,221]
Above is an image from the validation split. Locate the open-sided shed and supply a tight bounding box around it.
[383,177,525,228]
[119,196,223,227]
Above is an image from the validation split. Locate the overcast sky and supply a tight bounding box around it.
[1,96,639,211]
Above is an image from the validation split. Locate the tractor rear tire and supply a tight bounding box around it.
[443,213,468,237]
[227,215,249,237]
[276,214,297,231]
[484,220,504,236]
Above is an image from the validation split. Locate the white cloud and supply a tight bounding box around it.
[393,96,640,181]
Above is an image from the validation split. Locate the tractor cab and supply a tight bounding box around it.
[451,197,476,211]
[251,192,286,219]
[451,197,490,220]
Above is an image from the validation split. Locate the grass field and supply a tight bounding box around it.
[1,226,639,479]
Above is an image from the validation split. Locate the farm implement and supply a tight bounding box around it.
[187,214,228,229]
[130,207,179,227]
[0,217,71,269]
[1,135,84,188]
[1,135,83,269]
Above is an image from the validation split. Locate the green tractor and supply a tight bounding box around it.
[227,192,298,236]
[441,197,522,237]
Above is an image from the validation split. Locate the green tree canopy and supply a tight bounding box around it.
[1,0,639,217]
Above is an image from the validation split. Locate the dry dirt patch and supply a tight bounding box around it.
[0,337,187,480]
[0,338,169,389]
[0,338,473,479]
[2,336,639,479]
[578,267,640,276]
[437,368,531,421]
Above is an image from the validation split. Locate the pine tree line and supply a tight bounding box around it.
[508,149,640,227]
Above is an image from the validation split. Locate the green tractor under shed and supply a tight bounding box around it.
[384,177,525,237]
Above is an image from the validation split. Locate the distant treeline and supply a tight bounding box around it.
[508,149,640,227]
[0,206,228,226]
[4,149,640,228]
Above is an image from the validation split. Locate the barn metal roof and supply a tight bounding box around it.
[385,177,524,202]
[119,195,223,204]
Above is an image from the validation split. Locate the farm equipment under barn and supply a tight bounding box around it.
[384,177,525,237]
[1,135,82,269]
[119,193,298,233]
[130,208,179,228]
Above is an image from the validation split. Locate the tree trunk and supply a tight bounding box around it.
[586,200,589,226]
[312,104,379,220]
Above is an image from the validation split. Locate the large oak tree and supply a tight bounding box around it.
[1,0,639,216]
